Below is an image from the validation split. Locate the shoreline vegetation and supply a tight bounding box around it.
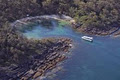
[0,0,120,80]
[12,15,120,36]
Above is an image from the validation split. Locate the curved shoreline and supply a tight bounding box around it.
[71,23,120,36]
[11,15,120,37]
[11,15,75,29]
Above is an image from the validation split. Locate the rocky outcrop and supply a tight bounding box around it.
[0,38,72,80]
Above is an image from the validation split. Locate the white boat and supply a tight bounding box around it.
[81,36,93,42]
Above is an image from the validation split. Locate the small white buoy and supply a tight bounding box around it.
[26,14,29,17]
[69,44,72,47]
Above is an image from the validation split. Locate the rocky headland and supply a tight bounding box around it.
[0,15,74,80]
[0,38,72,80]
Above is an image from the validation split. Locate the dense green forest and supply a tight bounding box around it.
[1,0,120,28]
[0,0,120,66]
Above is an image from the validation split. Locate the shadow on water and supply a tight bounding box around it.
[22,20,120,80]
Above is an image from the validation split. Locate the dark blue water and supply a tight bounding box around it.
[22,20,120,80]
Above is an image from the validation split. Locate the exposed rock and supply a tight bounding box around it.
[0,38,72,80]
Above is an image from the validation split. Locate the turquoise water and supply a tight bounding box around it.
[22,20,120,80]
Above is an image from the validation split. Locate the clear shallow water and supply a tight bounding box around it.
[22,20,120,80]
